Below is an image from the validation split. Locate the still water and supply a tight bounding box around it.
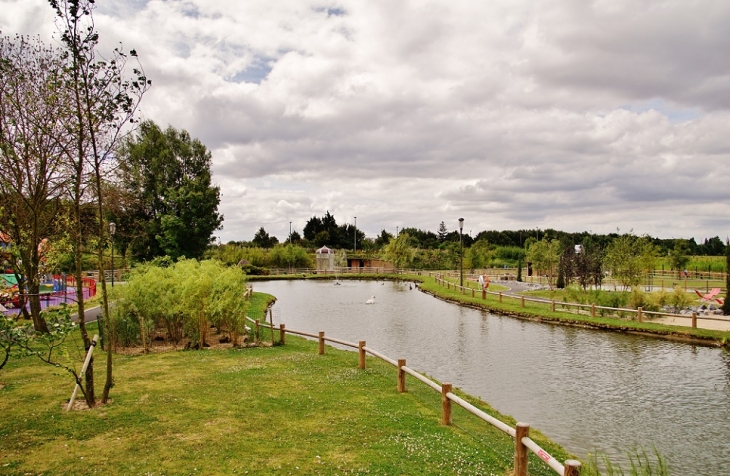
[255,280,730,474]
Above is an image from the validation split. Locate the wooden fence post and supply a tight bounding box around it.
[472,288,475,298]
[358,341,366,369]
[67,334,99,411]
[591,304,596,317]
[398,359,406,393]
[280,324,286,345]
[514,422,530,476]
[482,288,486,300]
[564,460,582,476]
[637,307,643,323]
[318,331,325,355]
[521,296,525,308]
[441,383,453,425]
[255,319,260,342]
[551,300,555,312]
[692,312,697,329]
[499,292,502,303]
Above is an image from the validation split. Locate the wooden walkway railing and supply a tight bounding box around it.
[244,315,581,476]
[433,275,730,330]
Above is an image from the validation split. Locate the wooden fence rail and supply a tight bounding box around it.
[244,315,581,476]
[433,276,730,330]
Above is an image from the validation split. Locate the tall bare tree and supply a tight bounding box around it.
[0,34,71,333]
[50,0,150,404]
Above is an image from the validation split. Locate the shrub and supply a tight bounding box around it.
[669,286,692,313]
[111,259,250,349]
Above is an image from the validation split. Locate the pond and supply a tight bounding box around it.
[254,279,730,474]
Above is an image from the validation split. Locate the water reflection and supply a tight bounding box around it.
[254,280,730,474]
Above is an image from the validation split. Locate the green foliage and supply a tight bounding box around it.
[111,259,250,349]
[668,239,690,272]
[465,239,494,269]
[267,244,313,268]
[303,211,365,249]
[0,316,25,371]
[252,227,279,248]
[583,447,668,476]
[604,233,658,290]
[526,239,561,289]
[383,233,416,268]
[115,121,223,262]
[669,286,693,313]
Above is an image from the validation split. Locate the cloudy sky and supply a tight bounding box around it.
[3,0,730,243]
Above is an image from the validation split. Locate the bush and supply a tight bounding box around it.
[111,259,250,349]
[669,286,692,313]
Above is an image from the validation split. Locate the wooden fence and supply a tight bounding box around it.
[433,275,730,330]
[244,315,581,476]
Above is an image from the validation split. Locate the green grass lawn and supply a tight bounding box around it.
[0,311,570,475]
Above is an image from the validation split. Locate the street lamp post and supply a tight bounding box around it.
[109,222,116,287]
[458,218,464,287]
[354,216,357,252]
[288,221,293,273]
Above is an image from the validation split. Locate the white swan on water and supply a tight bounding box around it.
[365,295,376,304]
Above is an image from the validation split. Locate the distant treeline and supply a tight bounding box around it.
[231,213,727,257]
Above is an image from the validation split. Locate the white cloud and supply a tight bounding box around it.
[4,0,730,242]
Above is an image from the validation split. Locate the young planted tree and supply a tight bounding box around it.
[525,239,561,289]
[604,233,658,291]
[50,0,150,404]
[0,34,71,333]
[669,239,691,277]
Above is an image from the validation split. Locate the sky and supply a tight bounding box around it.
[3,0,730,244]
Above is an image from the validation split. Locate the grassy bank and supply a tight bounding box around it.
[414,275,730,346]
[0,293,571,476]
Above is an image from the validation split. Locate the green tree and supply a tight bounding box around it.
[383,233,415,269]
[0,33,69,333]
[50,0,151,404]
[466,239,494,270]
[252,227,278,248]
[604,233,658,290]
[116,121,222,261]
[437,221,448,243]
[374,229,394,249]
[526,239,561,289]
[669,239,691,276]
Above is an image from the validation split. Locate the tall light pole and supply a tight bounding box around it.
[458,218,464,287]
[354,216,357,252]
[288,221,293,273]
[109,222,116,287]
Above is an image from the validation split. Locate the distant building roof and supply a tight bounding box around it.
[316,246,333,254]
